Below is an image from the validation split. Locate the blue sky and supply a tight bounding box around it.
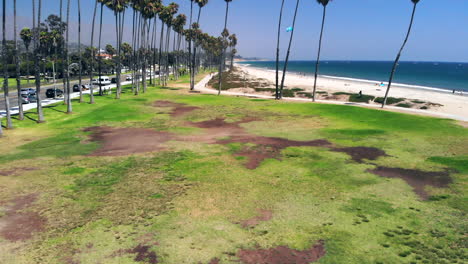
[7,0,468,62]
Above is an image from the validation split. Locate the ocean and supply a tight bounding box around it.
[238,61,468,92]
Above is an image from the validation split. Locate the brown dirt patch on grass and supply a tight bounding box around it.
[0,167,38,176]
[153,100,200,117]
[0,193,46,241]
[368,167,452,200]
[237,240,326,264]
[208,258,220,264]
[112,244,158,264]
[239,209,273,228]
[84,126,174,156]
[187,117,331,169]
[331,147,388,163]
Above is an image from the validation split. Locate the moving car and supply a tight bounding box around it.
[46,88,64,98]
[20,88,36,96]
[92,76,111,86]
[73,84,90,92]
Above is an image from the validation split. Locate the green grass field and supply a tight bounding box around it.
[0,73,467,264]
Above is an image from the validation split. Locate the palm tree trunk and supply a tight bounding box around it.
[35,0,44,122]
[275,0,285,100]
[14,0,24,120]
[89,0,97,104]
[188,0,193,89]
[98,2,103,96]
[78,0,83,103]
[115,11,120,98]
[65,0,72,113]
[312,5,327,102]
[2,0,12,129]
[279,0,300,99]
[382,3,418,108]
[191,7,203,90]
[158,22,164,86]
[217,1,230,95]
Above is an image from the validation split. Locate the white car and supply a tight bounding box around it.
[92,76,111,86]
[125,76,133,81]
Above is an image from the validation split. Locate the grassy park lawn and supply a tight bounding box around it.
[0,74,467,264]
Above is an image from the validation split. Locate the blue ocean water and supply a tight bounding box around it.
[239,61,468,92]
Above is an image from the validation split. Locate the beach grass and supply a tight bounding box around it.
[0,72,467,264]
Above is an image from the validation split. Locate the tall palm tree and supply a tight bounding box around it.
[106,0,129,99]
[97,0,106,96]
[311,0,331,102]
[78,0,83,103]
[278,0,300,99]
[14,0,24,120]
[275,0,285,99]
[382,0,420,108]
[65,0,72,113]
[34,0,45,122]
[188,0,194,89]
[228,33,237,70]
[89,0,99,104]
[217,0,233,95]
[190,0,208,91]
[2,0,12,129]
[20,28,32,85]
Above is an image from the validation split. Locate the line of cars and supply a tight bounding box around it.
[19,76,133,104]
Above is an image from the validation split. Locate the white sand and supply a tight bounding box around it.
[237,64,468,120]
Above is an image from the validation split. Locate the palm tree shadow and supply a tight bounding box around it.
[44,105,67,114]
[23,113,38,122]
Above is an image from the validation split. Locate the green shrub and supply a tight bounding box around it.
[349,94,375,103]
[374,97,405,105]
[282,89,295,97]
[396,103,413,108]
[333,92,353,96]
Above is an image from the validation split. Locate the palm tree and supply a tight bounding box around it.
[105,0,129,99]
[190,0,208,90]
[217,0,233,95]
[97,0,107,96]
[311,0,331,102]
[382,0,420,108]
[20,28,32,85]
[89,0,99,104]
[278,0,300,99]
[14,0,24,120]
[275,0,285,99]
[34,0,45,123]
[2,0,12,129]
[188,0,194,89]
[228,33,237,70]
[78,0,83,103]
[65,0,72,114]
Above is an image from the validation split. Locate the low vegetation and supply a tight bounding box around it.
[0,74,466,264]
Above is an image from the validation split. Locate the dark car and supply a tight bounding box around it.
[73,84,90,92]
[46,88,64,98]
[111,77,118,84]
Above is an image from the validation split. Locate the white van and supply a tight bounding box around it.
[92,76,111,86]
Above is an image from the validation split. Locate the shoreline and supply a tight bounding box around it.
[235,64,468,120]
[241,64,467,96]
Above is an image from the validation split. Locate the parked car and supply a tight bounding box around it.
[92,76,111,86]
[125,76,133,81]
[46,88,64,98]
[73,84,90,92]
[20,88,36,96]
[111,77,118,84]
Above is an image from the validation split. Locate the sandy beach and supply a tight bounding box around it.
[236,64,468,120]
